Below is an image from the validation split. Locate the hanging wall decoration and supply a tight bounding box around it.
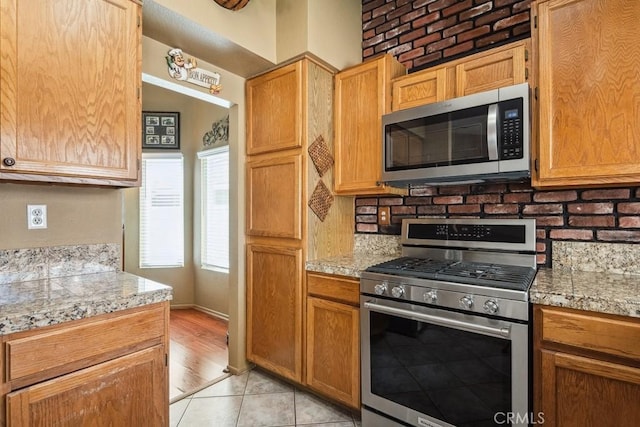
[166,48,222,95]
[212,0,251,11]
[203,115,229,147]
[308,180,334,222]
[308,135,334,177]
[142,111,180,149]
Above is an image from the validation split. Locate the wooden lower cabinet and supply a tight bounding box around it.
[0,302,169,427]
[534,305,640,426]
[306,273,360,409]
[538,350,640,427]
[246,244,303,383]
[7,346,166,426]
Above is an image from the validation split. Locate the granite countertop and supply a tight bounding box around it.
[531,268,640,319]
[308,254,640,320]
[306,253,399,278]
[0,271,173,335]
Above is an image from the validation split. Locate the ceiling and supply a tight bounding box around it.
[142,0,275,78]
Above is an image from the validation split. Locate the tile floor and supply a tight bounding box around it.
[170,368,362,427]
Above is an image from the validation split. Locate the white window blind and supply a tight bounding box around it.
[199,146,229,272]
[139,153,184,268]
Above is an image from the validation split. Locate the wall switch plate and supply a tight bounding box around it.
[27,204,47,229]
[378,206,391,225]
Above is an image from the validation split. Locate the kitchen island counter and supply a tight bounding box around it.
[0,271,173,335]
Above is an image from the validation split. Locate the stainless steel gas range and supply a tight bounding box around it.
[360,218,537,427]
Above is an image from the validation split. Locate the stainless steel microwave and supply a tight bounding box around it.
[382,83,530,186]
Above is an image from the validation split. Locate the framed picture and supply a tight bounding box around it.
[142,112,180,149]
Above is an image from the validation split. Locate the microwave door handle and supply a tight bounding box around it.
[487,103,499,160]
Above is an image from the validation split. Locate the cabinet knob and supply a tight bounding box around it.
[3,157,16,166]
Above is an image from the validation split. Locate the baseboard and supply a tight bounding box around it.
[169,303,229,322]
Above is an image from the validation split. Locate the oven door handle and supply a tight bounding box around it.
[363,301,511,339]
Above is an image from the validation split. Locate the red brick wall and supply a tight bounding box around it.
[363,0,532,71]
[358,0,640,267]
[356,185,640,266]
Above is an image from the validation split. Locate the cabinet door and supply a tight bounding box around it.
[334,55,406,195]
[246,244,303,383]
[392,67,447,111]
[306,296,359,409]
[0,0,141,183]
[539,350,640,427]
[246,61,303,155]
[7,345,167,426]
[533,0,640,187]
[455,42,528,97]
[246,154,302,239]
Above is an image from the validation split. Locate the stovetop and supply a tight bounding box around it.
[365,256,537,291]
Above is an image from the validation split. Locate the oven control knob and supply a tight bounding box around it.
[459,295,474,310]
[374,282,388,295]
[483,299,499,315]
[424,290,438,304]
[391,286,405,298]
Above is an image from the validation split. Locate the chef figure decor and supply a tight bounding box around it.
[166,48,222,95]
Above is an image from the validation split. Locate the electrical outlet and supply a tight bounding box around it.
[27,204,47,229]
[378,206,391,225]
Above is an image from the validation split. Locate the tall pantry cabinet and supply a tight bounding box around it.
[245,57,353,383]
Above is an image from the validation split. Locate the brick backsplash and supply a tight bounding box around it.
[358,1,640,268]
[362,0,532,71]
[355,183,640,267]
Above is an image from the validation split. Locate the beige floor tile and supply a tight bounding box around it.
[245,369,294,394]
[193,371,249,397]
[237,392,296,427]
[294,390,353,425]
[177,395,243,427]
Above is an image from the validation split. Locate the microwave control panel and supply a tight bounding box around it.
[499,98,524,160]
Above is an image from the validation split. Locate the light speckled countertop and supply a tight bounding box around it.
[306,253,399,278]
[530,268,640,318]
[306,239,640,320]
[0,271,173,335]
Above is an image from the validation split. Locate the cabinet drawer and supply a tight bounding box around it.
[5,303,166,385]
[537,306,640,361]
[307,272,359,306]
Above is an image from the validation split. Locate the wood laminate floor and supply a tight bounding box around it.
[169,308,229,401]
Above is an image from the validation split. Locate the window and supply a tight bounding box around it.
[139,153,184,268]
[199,146,229,272]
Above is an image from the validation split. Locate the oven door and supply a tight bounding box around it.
[361,295,530,427]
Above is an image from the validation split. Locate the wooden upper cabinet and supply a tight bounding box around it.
[334,54,406,195]
[391,40,529,111]
[0,0,141,186]
[392,67,447,111]
[246,154,302,239]
[246,61,303,155]
[455,40,528,97]
[532,0,640,187]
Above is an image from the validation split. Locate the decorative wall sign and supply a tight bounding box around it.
[166,48,222,94]
[142,112,180,149]
[203,115,229,147]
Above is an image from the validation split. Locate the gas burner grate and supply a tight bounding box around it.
[366,257,536,291]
